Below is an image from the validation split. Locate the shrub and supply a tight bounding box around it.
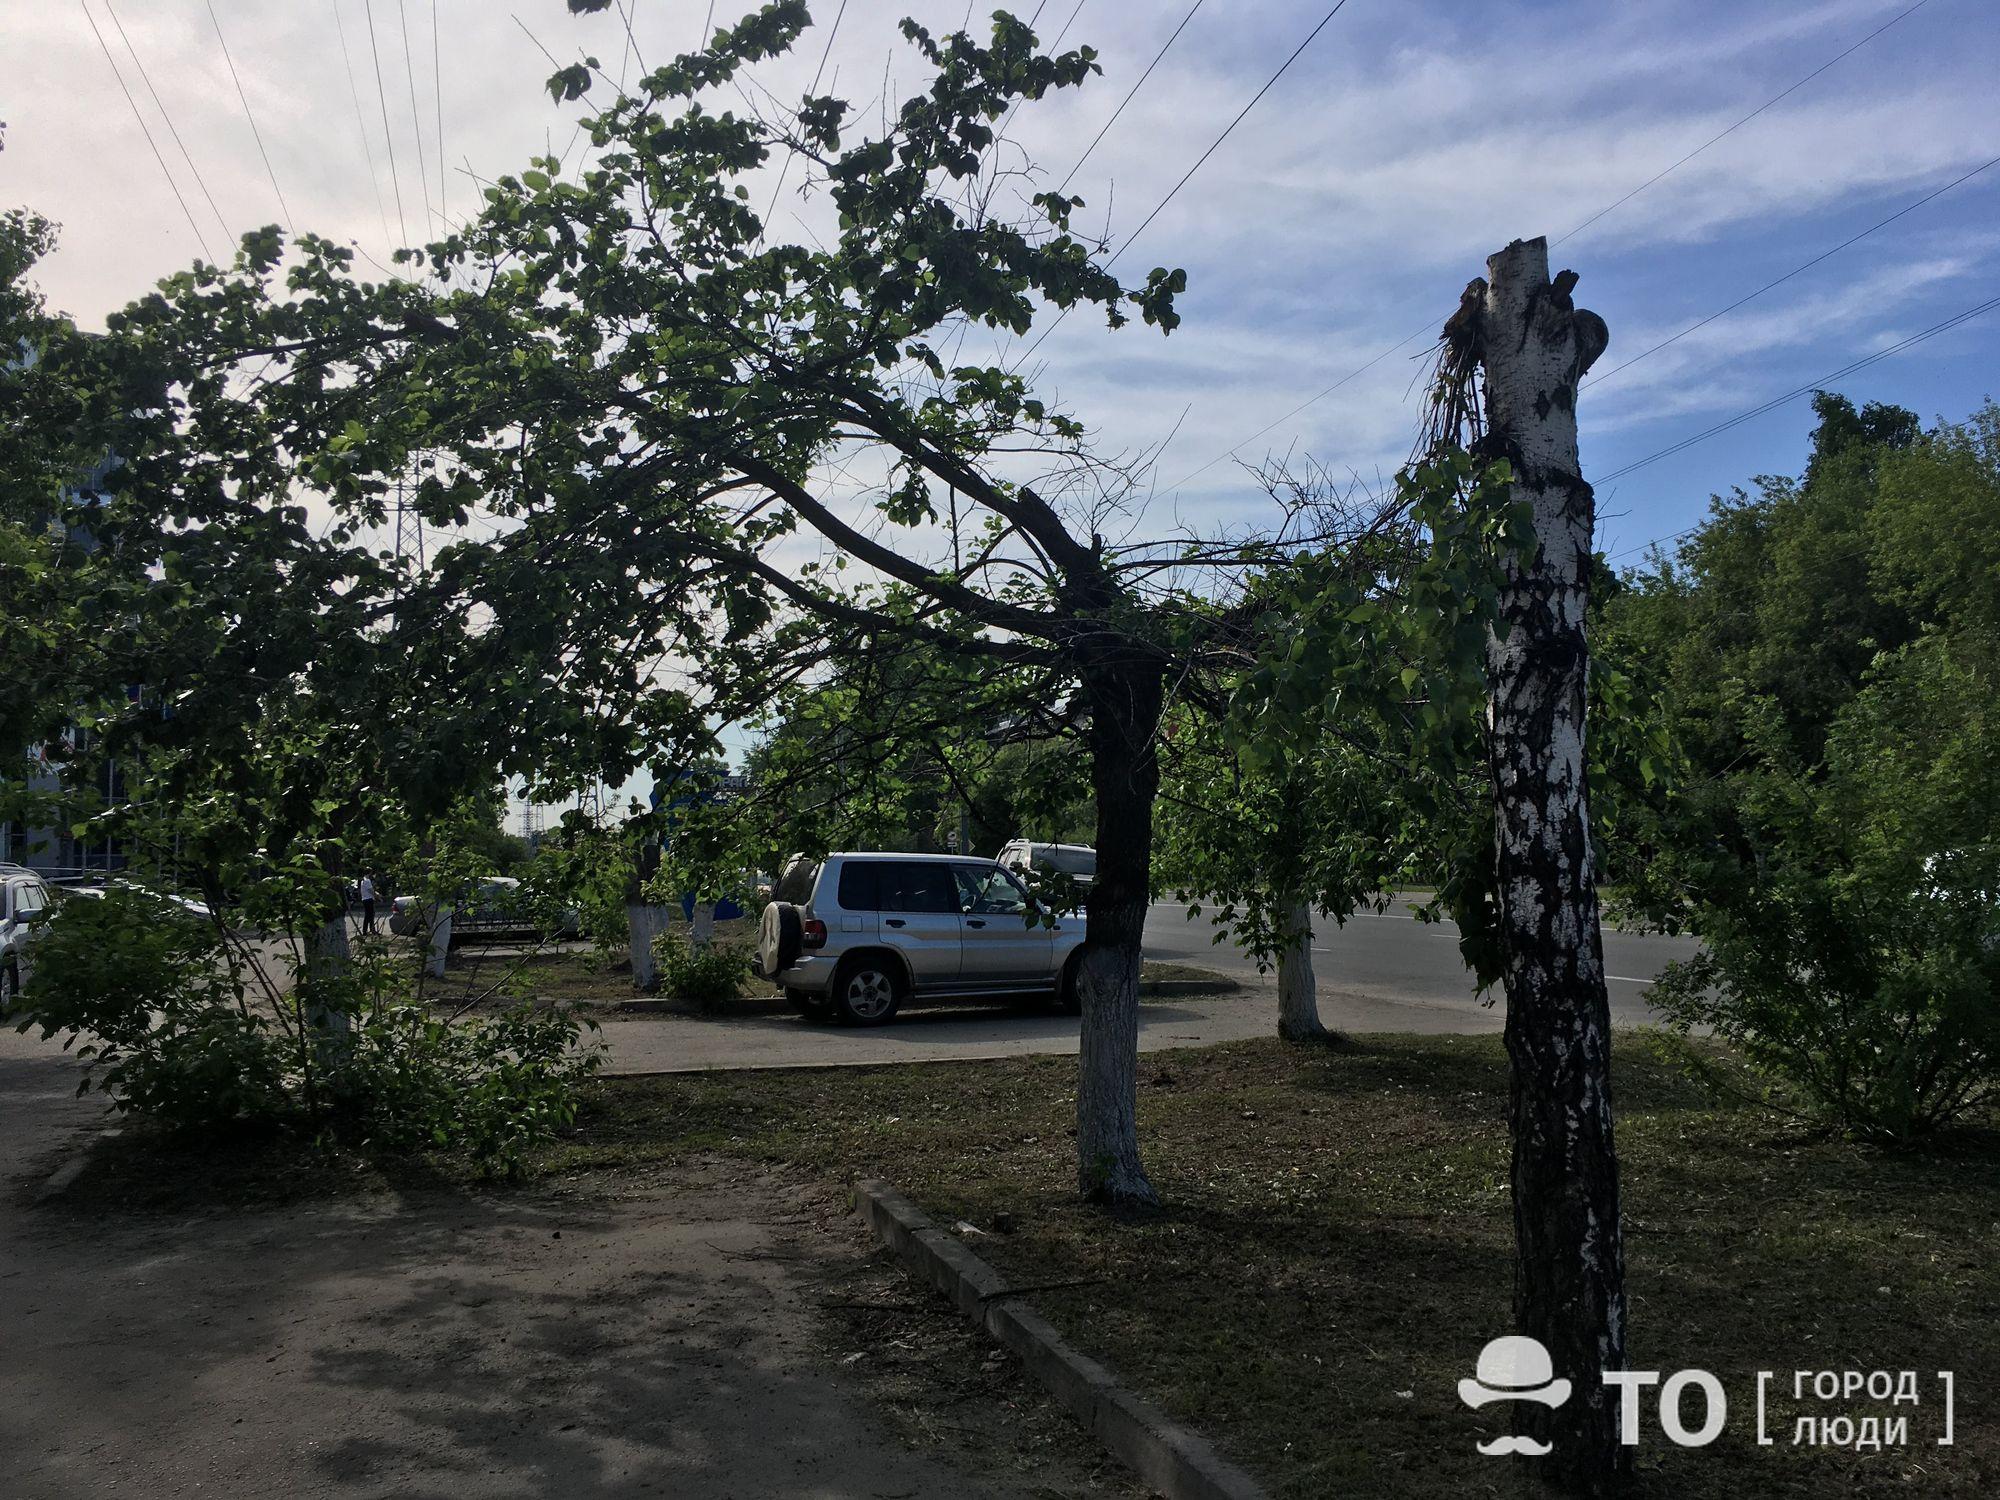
[653,932,747,1011]
[1652,632,2000,1144]
[17,889,290,1132]
[19,886,601,1173]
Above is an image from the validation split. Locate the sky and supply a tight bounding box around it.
[6,0,1998,802]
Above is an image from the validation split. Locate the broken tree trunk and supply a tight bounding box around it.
[1275,899,1327,1042]
[1474,235,1627,1492]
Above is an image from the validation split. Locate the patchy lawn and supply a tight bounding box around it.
[538,1035,1998,1498]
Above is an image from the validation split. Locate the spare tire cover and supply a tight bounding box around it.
[759,901,804,977]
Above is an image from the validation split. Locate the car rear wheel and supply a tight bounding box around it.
[832,958,903,1026]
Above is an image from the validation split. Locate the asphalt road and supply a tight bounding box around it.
[1143,895,1695,1029]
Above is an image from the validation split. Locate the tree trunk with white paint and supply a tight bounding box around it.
[689,902,716,949]
[425,906,453,980]
[303,913,354,1036]
[628,903,672,991]
[1275,899,1327,1042]
[1475,236,1626,1492]
[1074,654,1165,1209]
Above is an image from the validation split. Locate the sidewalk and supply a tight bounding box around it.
[0,1028,1130,1499]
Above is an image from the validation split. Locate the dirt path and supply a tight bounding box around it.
[0,1032,1135,1499]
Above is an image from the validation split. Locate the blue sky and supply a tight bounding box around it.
[7,0,1996,794]
[10,0,1994,554]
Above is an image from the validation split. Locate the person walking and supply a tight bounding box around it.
[358,874,377,936]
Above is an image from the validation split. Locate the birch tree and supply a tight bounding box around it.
[1462,236,1626,1489]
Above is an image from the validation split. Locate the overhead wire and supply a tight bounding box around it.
[1052,0,1204,198]
[1554,0,1933,248]
[1165,0,1939,492]
[205,0,296,236]
[395,0,437,236]
[757,0,847,243]
[78,0,216,261]
[363,0,411,248]
[432,0,447,232]
[333,0,395,249]
[101,0,232,250]
[1584,151,2000,390]
[1014,0,1350,368]
[1597,291,2000,492]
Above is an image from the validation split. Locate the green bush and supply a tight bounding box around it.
[18,887,600,1173]
[18,890,290,1132]
[653,932,747,1011]
[1651,633,2000,1144]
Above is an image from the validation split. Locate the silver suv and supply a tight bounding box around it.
[757,853,1085,1025]
[0,865,54,1011]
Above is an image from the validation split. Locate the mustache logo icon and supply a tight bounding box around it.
[1476,1434,1555,1457]
[1460,1336,1572,1458]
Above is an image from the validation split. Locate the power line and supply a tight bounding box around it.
[363,0,411,247]
[78,0,216,261]
[1165,0,1938,493]
[432,0,447,232]
[205,0,295,237]
[395,0,437,236]
[758,0,847,241]
[1586,151,2000,390]
[102,0,232,250]
[1109,0,1348,268]
[333,0,395,248]
[1053,0,1204,198]
[1555,0,1933,249]
[1597,291,2000,491]
[1016,0,1351,367]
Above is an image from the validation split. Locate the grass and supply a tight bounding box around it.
[534,1034,1997,1498]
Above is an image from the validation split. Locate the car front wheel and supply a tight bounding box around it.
[832,959,903,1026]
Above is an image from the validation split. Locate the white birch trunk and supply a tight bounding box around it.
[425,906,453,980]
[1275,899,1326,1042]
[627,903,672,991]
[1477,236,1624,1485]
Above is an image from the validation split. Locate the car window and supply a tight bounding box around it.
[955,864,1030,915]
[775,858,820,904]
[836,861,881,911]
[878,862,958,915]
[19,885,46,914]
[1038,847,1097,878]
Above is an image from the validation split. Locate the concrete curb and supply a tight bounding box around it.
[34,1127,121,1204]
[853,1178,1270,1500]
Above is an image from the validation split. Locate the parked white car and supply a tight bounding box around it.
[757,853,1084,1025]
[389,875,580,941]
[0,865,54,1010]
[997,840,1096,905]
